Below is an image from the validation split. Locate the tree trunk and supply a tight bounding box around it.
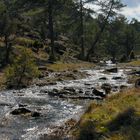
[86,0,114,61]
[5,36,10,64]
[17,65,26,89]
[79,0,85,60]
[48,0,55,61]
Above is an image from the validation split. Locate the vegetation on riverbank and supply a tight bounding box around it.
[127,60,140,67]
[46,62,95,72]
[72,88,140,140]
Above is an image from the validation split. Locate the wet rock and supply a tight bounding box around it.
[31,111,41,117]
[18,104,28,107]
[10,108,41,117]
[63,87,75,92]
[79,89,83,94]
[11,108,31,115]
[0,100,13,106]
[106,67,118,73]
[101,83,111,94]
[120,85,128,90]
[85,91,91,95]
[73,70,78,73]
[84,83,92,86]
[92,88,106,98]
[129,71,140,76]
[112,86,119,92]
[40,89,48,93]
[112,76,123,80]
[135,79,140,88]
[99,77,107,80]
[48,91,58,96]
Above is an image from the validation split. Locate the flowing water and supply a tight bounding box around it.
[0,65,132,140]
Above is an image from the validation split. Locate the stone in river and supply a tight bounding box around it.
[11,108,41,117]
[106,68,118,73]
[92,88,106,98]
[11,108,31,115]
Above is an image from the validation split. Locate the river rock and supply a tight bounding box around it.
[63,87,76,92]
[105,68,118,73]
[99,77,108,80]
[11,108,31,115]
[18,104,28,107]
[112,76,123,80]
[129,71,140,76]
[40,89,48,93]
[10,108,41,117]
[31,111,41,117]
[0,100,13,106]
[135,79,140,88]
[92,88,106,98]
[120,85,128,90]
[79,89,83,94]
[101,83,111,94]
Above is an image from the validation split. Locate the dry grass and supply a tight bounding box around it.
[0,72,6,89]
[46,62,95,72]
[126,60,140,67]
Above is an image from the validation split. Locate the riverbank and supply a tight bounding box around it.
[71,88,140,140]
[0,62,95,90]
[0,60,139,139]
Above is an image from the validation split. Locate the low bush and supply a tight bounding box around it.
[5,47,39,88]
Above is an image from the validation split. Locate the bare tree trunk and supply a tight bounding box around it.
[86,0,114,61]
[48,0,55,61]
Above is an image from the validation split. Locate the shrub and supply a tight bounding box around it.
[5,47,39,89]
[32,40,43,53]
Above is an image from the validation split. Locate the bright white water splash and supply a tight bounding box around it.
[0,66,132,139]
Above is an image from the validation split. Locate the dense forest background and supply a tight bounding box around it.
[0,0,140,88]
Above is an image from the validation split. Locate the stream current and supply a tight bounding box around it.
[0,65,132,140]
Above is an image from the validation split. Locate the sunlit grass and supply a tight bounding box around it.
[73,88,140,140]
[14,37,35,47]
[46,62,95,72]
[127,60,140,67]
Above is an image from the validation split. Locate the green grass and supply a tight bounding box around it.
[73,88,140,140]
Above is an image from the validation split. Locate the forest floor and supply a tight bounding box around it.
[71,88,140,140]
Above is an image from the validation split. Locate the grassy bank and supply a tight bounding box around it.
[127,60,140,67]
[72,88,140,140]
[46,62,95,72]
